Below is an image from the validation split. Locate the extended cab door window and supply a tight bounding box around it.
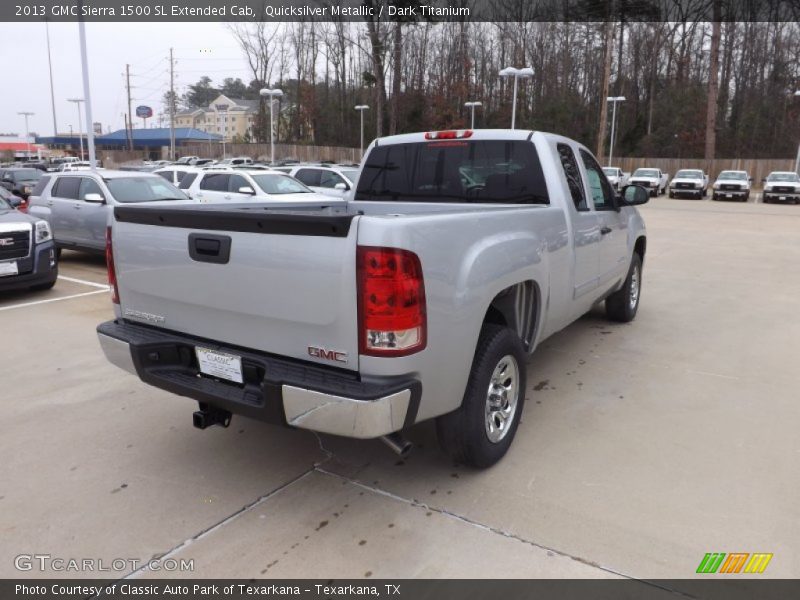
[556,143,587,211]
[199,174,230,191]
[78,178,105,201]
[579,150,616,211]
[228,174,250,194]
[295,168,322,187]
[319,170,347,189]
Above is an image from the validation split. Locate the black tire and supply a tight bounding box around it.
[763,196,769,204]
[712,193,718,201]
[605,253,643,323]
[55,247,62,259]
[436,324,527,468]
[668,190,674,198]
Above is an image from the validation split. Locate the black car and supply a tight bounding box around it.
[0,167,44,200]
[0,192,58,292]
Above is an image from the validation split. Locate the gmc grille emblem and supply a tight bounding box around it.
[0,238,14,246]
[308,346,348,364]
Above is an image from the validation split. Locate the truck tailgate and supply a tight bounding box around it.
[112,205,360,371]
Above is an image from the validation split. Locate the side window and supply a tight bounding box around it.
[319,171,346,189]
[31,176,51,196]
[174,171,187,182]
[200,174,229,191]
[295,168,321,187]
[228,174,249,193]
[156,171,172,182]
[579,150,615,211]
[557,143,587,211]
[78,178,105,201]
[52,177,81,200]
[179,173,197,189]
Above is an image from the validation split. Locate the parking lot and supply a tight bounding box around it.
[1,196,798,582]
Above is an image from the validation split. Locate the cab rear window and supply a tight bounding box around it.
[356,140,548,204]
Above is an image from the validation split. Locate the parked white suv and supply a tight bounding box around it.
[154,165,203,186]
[274,164,360,198]
[184,168,341,203]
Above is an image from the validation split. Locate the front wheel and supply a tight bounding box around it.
[605,253,643,322]
[437,324,527,468]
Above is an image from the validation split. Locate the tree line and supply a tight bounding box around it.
[164,18,800,159]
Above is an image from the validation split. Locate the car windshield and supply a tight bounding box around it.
[718,171,747,180]
[355,140,549,204]
[675,170,703,179]
[633,169,659,177]
[340,169,359,184]
[104,176,186,203]
[12,169,42,180]
[602,168,618,176]
[251,174,312,194]
[767,173,800,182]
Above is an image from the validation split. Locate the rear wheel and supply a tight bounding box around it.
[437,324,527,468]
[605,253,643,323]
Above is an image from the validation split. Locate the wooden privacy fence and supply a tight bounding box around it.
[615,157,796,184]
[180,142,360,164]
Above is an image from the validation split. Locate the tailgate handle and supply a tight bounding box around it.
[188,233,232,264]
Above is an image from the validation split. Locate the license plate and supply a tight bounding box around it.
[195,347,243,383]
[0,261,18,277]
[726,194,733,198]
[779,196,786,201]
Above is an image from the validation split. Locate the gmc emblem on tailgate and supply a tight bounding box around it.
[308,346,348,364]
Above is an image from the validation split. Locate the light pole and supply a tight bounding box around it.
[606,96,626,167]
[354,105,369,160]
[794,91,800,174]
[18,112,34,159]
[68,98,84,158]
[464,101,482,129]
[499,67,533,129]
[260,88,284,164]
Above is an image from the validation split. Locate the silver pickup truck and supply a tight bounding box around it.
[97,129,649,467]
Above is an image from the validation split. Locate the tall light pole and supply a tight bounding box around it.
[606,96,626,167]
[464,101,482,129]
[45,21,58,135]
[77,11,97,170]
[260,88,284,164]
[354,105,369,160]
[18,112,34,159]
[794,91,800,174]
[68,98,85,158]
[499,67,534,129]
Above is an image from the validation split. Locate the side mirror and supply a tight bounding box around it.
[619,184,650,206]
[84,193,105,203]
[334,182,348,191]
[761,178,766,184]
[8,196,23,207]
[238,186,255,195]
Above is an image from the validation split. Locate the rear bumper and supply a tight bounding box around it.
[97,320,420,439]
[763,191,800,202]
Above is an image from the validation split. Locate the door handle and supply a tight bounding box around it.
[188,233,232,264]
[600,226,612,235]
[223,195,232,200]
[47,201,54,207]
[73,204,82,209]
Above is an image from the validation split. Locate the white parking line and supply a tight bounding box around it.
[57,275,110,290]
[0,289,108,312]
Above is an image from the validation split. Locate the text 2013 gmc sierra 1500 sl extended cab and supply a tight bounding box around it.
[97,129,649,467]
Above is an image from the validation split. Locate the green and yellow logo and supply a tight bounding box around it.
[696,552,773,574]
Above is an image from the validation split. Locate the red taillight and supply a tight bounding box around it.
[17,200,28,213]
[425,129,473,140]
[357,246,426,357]
[105,226,119,304]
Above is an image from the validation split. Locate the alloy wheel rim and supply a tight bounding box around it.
[629,264,640,310]
[484,354,520,444]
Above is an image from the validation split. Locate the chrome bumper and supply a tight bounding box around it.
[98,332,413,439]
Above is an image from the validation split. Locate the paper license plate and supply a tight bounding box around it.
[0,261,19,277]
[195,347,243,383]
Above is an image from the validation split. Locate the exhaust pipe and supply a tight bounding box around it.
[192,403,232,430]
[381,432,412,457]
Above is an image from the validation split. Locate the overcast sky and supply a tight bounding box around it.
[0,22,255,138]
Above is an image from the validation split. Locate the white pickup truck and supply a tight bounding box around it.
[97,129,650,467]
[602,167,629,191]
[630,168,669,197]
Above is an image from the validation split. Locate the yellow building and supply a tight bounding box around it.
[174,94,257,142]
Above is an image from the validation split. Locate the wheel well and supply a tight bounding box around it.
[634,236,646,262]
[482,281,538,351]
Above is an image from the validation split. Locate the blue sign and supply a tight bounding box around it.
[136,105,153,118]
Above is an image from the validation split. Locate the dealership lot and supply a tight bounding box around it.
[1,197,798,582]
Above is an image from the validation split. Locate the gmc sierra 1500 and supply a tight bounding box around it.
[97,129,649,467]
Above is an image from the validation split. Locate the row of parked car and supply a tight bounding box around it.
[602,166,800,203]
